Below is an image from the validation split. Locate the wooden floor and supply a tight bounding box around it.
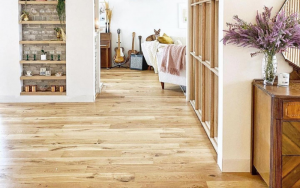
[0,69,267,187]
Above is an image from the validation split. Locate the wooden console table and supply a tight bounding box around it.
[100,33,112,69]
[252,80,300,188]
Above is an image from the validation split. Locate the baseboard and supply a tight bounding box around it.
[0,95,95,103]
[222,158,250,172]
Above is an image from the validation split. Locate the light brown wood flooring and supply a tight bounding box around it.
[0,69,267,187]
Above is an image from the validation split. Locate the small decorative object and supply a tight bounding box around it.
[51,85,56,92]
[57,0,66,24]
[278,73,290,87]
[25,70,32,76]
[57,51,61,61]
[40,68,46,76]
[222,7,300,85]
[55,72,63,77]
[20,11,30,21]
[39,85,49,92]
[59,86,64,93]
[25,85,30,92]
[45,70,51,77]
[105,1,112,32]
[54,27,61,40]
[50,50,54,61]
[31,85,37,92]
[41,50,47,61]
[25,51,29,61]
[33,51,37,61]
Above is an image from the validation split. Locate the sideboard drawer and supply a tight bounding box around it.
[282,156,300,188]
[283,102,300,120]
[282,122,300,155]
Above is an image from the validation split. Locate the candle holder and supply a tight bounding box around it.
[57,54,61,61]
[25,51,29,61]
[50,50,54,61]
[33,51,37,61]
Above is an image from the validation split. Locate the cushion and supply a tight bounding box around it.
[158,33,174,44]
[174,39,183,45]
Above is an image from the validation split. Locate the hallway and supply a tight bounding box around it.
[0,69,266,187]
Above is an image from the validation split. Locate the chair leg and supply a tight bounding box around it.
[161,82,164,90]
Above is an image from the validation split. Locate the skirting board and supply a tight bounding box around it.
[222,158,250,172]
[0,95,95,103]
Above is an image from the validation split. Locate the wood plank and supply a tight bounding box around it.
[20,76,66,80]
[20,21,63,25]
[20,61,66,64]
[20,92,66,96]
[20,41,66,45]
[19,1,58,5]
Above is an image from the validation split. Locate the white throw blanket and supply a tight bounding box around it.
[141,41,159,73]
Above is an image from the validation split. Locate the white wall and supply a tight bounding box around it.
[108,0,187,56]
[0,0,96,103]
[222,0,292,172]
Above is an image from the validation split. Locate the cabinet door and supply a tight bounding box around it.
[282,156,300,188]
[282,122,300,155]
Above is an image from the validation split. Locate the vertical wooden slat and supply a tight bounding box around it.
[209,0,215,138]
[195,5,200,110]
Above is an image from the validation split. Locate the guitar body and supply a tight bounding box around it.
[114,47,125,63]
[114,29,126,64]
[126,32,138,64]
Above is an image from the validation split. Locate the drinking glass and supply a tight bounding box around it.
[40,9,45,21]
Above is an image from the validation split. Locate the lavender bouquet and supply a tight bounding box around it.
[223,6,300,85]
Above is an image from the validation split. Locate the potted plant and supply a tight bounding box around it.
[57,0,66,24]
[223,7,300,85]
[20,10,29,21]
[41,50,47,61]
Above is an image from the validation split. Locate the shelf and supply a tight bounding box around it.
[21,92,66,96]
[19,1,58,5]
[20,76,66,80]
[20,60,66,64]
[20,21,63,25]
[20,41,66,44]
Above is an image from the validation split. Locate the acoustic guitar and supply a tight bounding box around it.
[114,29,125,63]
[126,32,138,63]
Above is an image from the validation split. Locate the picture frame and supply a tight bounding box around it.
[40,68,46,76]
[45,70,51,77]
[178,3,188,29]
[99,1,107,33]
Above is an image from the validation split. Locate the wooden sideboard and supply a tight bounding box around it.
[252,80,300,188]
[100,33,112,69]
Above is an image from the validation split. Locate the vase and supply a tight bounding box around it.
[262,53,277,85]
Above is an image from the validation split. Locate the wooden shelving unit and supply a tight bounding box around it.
[20,76,66,80]
[21,92,66,96]
[20,41,66,44]
[19,1,67,96]
[20,60,66,64]
[19,1,58,5]
[20,21,64,25]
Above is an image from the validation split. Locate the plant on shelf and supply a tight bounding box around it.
[57,0,66,24]
[20,11,29,21]
[20,0,29,21]
[41,50,47,61]
[222,6,300,85]
[54,27,66,41]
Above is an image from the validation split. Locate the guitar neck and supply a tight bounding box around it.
[132,37,135,51]
[118,34,120,50]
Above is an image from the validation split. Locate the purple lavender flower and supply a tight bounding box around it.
[223,6,300,57]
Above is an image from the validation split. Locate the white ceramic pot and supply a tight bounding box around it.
[41,55,47,61]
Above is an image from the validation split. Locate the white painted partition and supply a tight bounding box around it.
[0,0,96,103]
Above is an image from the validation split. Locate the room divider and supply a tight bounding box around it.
[188,0,219,150]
